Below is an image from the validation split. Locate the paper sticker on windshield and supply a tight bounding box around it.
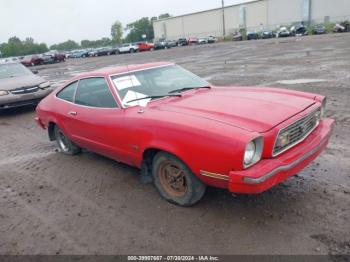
[122,90,151,107]
[113,75,141,90]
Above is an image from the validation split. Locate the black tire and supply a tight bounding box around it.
[54,126,81,155]
[152,152,206,206]
[130,49,135,53]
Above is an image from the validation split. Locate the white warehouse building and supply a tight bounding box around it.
[153,0,350,40]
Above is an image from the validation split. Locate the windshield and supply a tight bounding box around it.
[111,64,209,107]
[0,63,32,79]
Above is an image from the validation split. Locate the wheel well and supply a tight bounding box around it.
[139,148,160,183]
[48,122,56,141]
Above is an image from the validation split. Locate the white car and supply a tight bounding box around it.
[198,37,209,44]
[276,27,290,38]
[118,43,139,54]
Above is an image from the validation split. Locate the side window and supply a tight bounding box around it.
[75,78,118,108]
[56,81,78,102]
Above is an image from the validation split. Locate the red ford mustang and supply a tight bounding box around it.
[35,62,334,206]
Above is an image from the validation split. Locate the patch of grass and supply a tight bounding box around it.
[324,23,336,33]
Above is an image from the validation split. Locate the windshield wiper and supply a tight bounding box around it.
[168,85,211,94]
[125,94,182,104]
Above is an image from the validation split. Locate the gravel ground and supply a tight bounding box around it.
[0,33,349,257]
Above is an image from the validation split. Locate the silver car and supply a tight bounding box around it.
[0,62,53,110]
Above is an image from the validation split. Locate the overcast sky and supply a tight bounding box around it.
[0,0,249,45]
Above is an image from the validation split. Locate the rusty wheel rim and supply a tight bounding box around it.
[158,160,187,197]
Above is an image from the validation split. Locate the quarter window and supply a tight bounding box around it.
[75,78,118,108]
[56,81,78,102]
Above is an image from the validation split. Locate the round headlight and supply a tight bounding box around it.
[0,90,9,96]
[243,137,264,168]
[244,141,256,166]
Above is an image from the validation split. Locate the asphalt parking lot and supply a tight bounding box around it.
[0,33,349,256]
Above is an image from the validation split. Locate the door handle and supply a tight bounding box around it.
[68,111,77,116]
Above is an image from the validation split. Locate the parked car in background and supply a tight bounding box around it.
[136,42,154,52]
[166,40,177,48]
[94,47,112,56]
[35,62,334,206]
[154,40,170,50]
[40,54,55,64]
[261,30,275,39]
[247,32,259,40]
[105,46,119,55]
[333,23,346,33]
[207,36,217,43]
[276,27,290,38]
[45,50,66,62]
[188,37,199,45]
[0,62,53,110]
[118,43,139,54]
[313,24,326,34]
[71,50,89,58]
[177,38,188,46]
[21,55,44,66]
[65,51,74,59]
[290,25,308,36]
[198,37,209,44]
[232,31,243,41]
[333,21,350,32]
[87,49,98,57]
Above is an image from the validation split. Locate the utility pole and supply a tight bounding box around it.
[222,0,226,38]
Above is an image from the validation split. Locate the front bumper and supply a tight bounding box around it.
[228,118,335,194]
[0,88,53,110]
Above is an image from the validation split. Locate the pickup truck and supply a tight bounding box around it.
[118,43,139,54]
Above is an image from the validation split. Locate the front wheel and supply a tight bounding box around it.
[54,126,81,155]
[152,152,206,206]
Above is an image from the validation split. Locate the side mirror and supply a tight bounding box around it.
[32,70,39,74]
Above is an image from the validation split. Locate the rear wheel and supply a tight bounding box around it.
[152,152,206,206]
[130,49,135,53]
[54,126,81,155]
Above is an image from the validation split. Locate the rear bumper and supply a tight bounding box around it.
[228,118,335,194]
[0,88,53,110]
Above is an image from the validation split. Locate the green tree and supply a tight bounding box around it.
[81,40,93,48]
[125,17,154,43]
[50,40,80,51]
[111,20,123,44]
[0,36,48,57]
[80,38,112,48]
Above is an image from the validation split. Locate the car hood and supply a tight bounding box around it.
[156,87,316,133]
[0,74,45,91]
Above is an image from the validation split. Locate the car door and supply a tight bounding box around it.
[55,80,80,134]
[66,77,133,164]
[119,44,129,53]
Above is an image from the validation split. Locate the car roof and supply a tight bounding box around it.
[74,62,174,79]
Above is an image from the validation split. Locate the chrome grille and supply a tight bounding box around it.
[273,108,321,156]
[10,86,39,95]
